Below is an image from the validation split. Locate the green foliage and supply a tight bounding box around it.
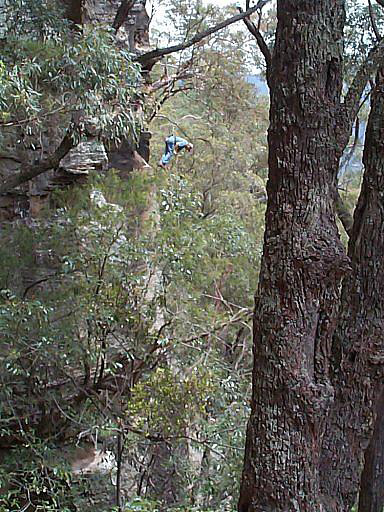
[0,0,140,149]
[344,1,384,75]
[3,0,69,38]
[0,0,378,509]
[0,172,165,508]
[0,446,75,512]
[124,497,161,511]
[0,1,269,510]
[128,367,215,435]
[142,13,268,507]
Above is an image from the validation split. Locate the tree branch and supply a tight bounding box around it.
[236,1,272,83]
[369,0,382,41]
[341,37,384,128]
[134,1,270,67]
[112,0,135,33]
[0,129,76,195]
[374,0,384,8]
[0,152,22,164]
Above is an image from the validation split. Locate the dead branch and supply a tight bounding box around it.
[146,72,193,93]
[147,85,193,123]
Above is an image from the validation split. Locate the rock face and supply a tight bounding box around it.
[94,0,150,51]
[0,139,110,220]
[63,0,150,50]
[0,0,151,220]
[107,131,152,175]
[70,446,116,475]
[59,140,108,176]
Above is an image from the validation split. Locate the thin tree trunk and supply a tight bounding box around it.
[238,2,349,510]
[320,67,384,511]
[116,428,124,512]
[358,389,384,512]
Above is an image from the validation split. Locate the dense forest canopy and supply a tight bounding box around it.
[0,1,384,512]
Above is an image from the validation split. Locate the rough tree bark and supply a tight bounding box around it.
[358,389,384,512]
[238,1,349,510]
[320,67,384,512]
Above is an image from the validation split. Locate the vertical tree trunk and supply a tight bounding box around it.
[320,67,384,511]
[358,389,384,512]
[238,1,349,510]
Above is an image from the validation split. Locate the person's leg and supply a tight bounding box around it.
[160,137,174,167]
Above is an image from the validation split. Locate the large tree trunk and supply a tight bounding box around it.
[358,389,384,512]
[238,1,349,510]
[320,67,384,512]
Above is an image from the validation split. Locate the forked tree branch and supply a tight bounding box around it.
[237,1,272,83]
[369,0,382,41]
[134,1,270,66]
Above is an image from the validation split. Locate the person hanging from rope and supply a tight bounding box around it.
[158,135,193,168]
